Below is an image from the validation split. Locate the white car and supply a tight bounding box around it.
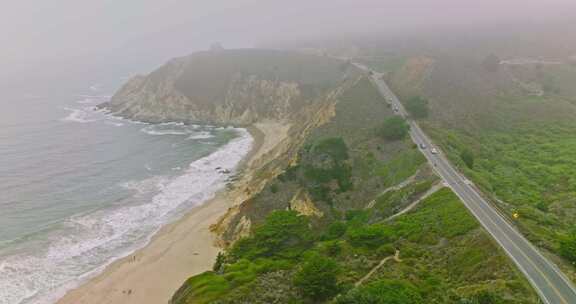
[431,148,438,154]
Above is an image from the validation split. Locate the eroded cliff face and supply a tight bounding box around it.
[210,89,344,246]
[104,49,347,126]
[108,72,305,125]
[102,57,193,123]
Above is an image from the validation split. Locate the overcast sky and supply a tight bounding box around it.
[2,0,575,84]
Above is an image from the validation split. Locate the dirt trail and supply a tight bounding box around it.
[353,183,442,287]
[385,183,443,222]
[355,250,402,287]
[364,171,420,209]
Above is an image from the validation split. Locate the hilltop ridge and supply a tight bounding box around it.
[102,49,350,125]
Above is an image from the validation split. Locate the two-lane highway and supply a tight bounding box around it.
[362,66,576,304]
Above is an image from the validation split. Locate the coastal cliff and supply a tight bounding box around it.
[102,49,361,245]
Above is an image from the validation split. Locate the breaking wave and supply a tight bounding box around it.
[0,129,253,304]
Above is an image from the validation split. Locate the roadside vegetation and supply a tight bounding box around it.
[428,121,576,263]
[377,50,576,275]
[405,96,429,119]
[378,116,409,141]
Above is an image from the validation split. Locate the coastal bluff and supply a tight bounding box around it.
[102,49,351,125]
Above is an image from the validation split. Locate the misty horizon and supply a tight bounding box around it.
[3,0,576,88]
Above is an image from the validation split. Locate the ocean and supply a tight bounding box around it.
[0,72,252,304]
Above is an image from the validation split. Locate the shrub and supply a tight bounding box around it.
[213,252,225,272]
[378,116,409,141]
[334,164,353,191]
[323,240,343,256]
[313,137,349,162]
[308,184,332,204]
[377,244,396,257]
[270,184,279,193]
[560,230,576,263]
[302,137,353,202]
[347,224,393,249]
[324,221,348,240]
[345,209,371,227]
[294,254,340,301]
[278,165,300,182]
[230,210,312,260]
[304,166,335,183]
[336,279,423,304]
[468,290,503,304]
[173,272,230,304]
[405,96,429,118]
[460,148,475,169]
[536,201,549,212]
[223,259,260,287]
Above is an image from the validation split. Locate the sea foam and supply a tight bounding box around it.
[140,124,214,139]
[0,128,253,304]
[60,107,98,123]
[61,95,111,123]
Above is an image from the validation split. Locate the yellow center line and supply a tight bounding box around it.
[451,174,568,304]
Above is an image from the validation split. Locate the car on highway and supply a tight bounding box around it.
[419,143,426,149]
[431,147,438,154]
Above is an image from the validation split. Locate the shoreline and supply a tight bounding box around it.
[55,126,266,304]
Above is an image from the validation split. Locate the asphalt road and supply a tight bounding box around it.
[361,66,576,304]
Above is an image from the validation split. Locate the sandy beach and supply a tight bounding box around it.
[56,124,270,304]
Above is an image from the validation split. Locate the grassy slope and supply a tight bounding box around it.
[369,188,538,303]
[172,189,538,304]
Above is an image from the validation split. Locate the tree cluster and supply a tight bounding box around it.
[378,116,410,141]
[405,96,429,119]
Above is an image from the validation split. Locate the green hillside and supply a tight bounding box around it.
[371,49,576,279]
[171,74,538,303]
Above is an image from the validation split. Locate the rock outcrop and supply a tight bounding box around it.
[103,49,348,125]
